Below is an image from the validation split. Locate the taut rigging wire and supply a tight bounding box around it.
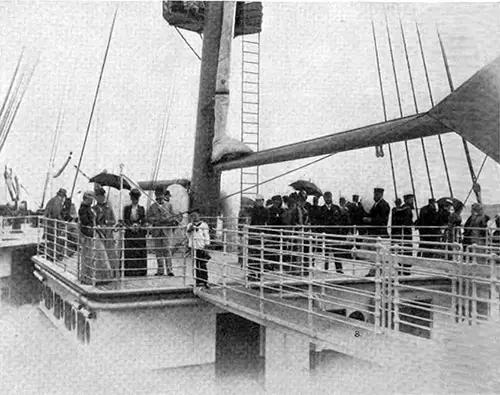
[371,18,398,201]
[71,8,118,198]
[436,28,481,204]
[175,27,201,60]
[415,21,454,198]
[399,16,435,201]
[384,12,419,213]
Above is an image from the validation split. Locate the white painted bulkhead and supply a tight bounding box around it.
[37,274,219,371]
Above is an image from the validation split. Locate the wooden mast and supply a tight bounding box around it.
[190,1,224,218]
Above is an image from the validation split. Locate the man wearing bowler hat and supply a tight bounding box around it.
[147,186,177,276]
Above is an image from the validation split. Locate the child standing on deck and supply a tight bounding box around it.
[186,211,211,288]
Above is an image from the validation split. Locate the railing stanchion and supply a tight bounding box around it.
[374,240,383,333]
[243,224,249,288]
[222,256,227,301]
[259,231,264,314]
[308,265,313,330]
[470,245,477,325]
[279,230,283,298]
[308,234,314,278]
[490,254,499,321]
[393,245,400,333]
[63,221,68,271]
[183,230,187,287]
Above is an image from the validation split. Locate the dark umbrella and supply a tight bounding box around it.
[289,180,323,197]
[437,197,464,212]
[89,172,131,190]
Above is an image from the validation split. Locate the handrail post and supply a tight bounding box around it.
[308,265,313,329]
[490,254,499,321]
[374,240,383,333]
[222,227,227,254]
[279,230,283,298]
[63,221,68,271]
[393,245,400,333]
[243,224,249,287]
[222,255,227,301]
[259,231,264,314]
[183,232,187,287]
[470,244,478,325]
[300,226,305,276]
[308,234,314,278]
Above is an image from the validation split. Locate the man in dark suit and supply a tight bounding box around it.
[415,198,440,257]
[248,195,269,280]
[320,191,345,273]
[363,187,390,238]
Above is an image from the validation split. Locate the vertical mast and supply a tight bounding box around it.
[190,1,224,218]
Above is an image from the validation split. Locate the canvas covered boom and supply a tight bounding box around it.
[214,55,500,171]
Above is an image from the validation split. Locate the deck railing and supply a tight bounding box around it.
[196,224,500,341]
[35,217,500,341]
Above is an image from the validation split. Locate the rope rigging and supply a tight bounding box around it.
[399,16,435,201]
[415,21,454,198]
[149,76,176,198]
[436,28,481,204]
[371,18,398,201]
[71,8,118,199]
[175,27,201,60]
[384,12,419,213]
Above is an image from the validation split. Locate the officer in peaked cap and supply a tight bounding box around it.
[363,186,390,238]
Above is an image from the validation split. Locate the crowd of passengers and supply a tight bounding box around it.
[41,184,499,285]
[240,187,500,279]
[43,186,211,288]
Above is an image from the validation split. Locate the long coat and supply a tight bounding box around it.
[368,199,390,237]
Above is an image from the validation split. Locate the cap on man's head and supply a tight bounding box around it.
[395,198,402,205]
[403,194,414,200]
[471,203,482,212]
[57,188,67,197]
[374,187,384,194]
[130,188,141,199]
[324,191,332,197]
[255,194,264,201]
[83,191,95,200]
[154,186,164,196]
[352,194,359,200]
[271,195,282,201]
[428,198,436,204]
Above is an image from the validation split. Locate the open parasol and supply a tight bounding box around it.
[89,171,131,190]
[289,180,322,197]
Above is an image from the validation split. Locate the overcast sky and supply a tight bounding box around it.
[0,1,499,212]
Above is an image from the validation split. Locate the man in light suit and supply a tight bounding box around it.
[147,186,178,276]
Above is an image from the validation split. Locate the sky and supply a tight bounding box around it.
[0,1,499,214]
